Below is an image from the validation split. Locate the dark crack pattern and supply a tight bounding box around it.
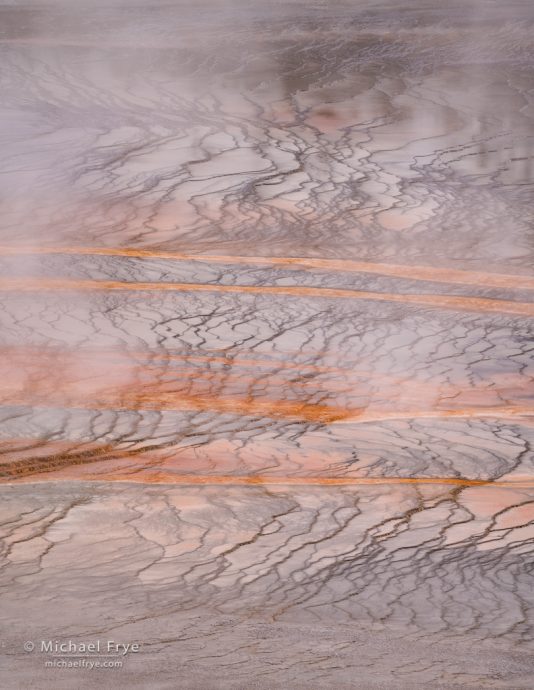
[0,0,534,688]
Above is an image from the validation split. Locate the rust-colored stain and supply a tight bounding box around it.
[2,431,534,486]
[1,245,533,290]
[333,407,534,424]
[87,475,534,489]
[1,345,533,424]
[10,391,531,425]
[1,276,534,317]
[3,469,534,489]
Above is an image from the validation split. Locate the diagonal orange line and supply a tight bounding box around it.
[1,277,533,317]
[1,245,533,291]
[1,397,533,425]
[4,473,534,489]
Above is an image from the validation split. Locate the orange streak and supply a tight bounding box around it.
[2,394,533,424]
[0,394,352,423]
[4,472,534,489]
[333,407,534,425]
[1,277,533,317]
[4,347,532,424]
[0,343,378,378]
[1,245,533,291]
[0,346,393,393]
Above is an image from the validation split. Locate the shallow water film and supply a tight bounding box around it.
[1,1,534,688]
